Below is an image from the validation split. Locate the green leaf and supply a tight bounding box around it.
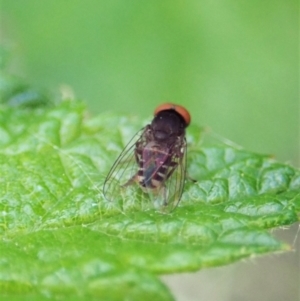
[0,99,299,300]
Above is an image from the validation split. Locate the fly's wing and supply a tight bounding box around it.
[103,127,146,203]
[152,137,187,213]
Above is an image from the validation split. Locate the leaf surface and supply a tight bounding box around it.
[0,100,299,300]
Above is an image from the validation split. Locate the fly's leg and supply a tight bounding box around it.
[122,175,137,187]
[162,185,168,206]
[186,174,197,183]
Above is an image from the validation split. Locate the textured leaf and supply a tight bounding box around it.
[0,99,299,300]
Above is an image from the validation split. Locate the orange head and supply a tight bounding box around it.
[154,103,191,126]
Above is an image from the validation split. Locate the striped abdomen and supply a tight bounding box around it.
[136,143,177,190]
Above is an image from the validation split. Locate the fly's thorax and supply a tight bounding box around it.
[144,140,167,151]
[150,110,186,144]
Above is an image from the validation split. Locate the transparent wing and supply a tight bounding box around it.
[103,127,146,203]
[151,138,187,213]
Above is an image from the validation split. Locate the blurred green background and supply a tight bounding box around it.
[1,0,298,166]
[0,2,299,300]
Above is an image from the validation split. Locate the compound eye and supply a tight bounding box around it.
[154,103,191,126]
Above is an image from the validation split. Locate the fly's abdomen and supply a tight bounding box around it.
[138,146,171,190]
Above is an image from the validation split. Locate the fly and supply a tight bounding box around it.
[103,103,191,212]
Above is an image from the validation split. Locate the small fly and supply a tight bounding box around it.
[103,103,191,212]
